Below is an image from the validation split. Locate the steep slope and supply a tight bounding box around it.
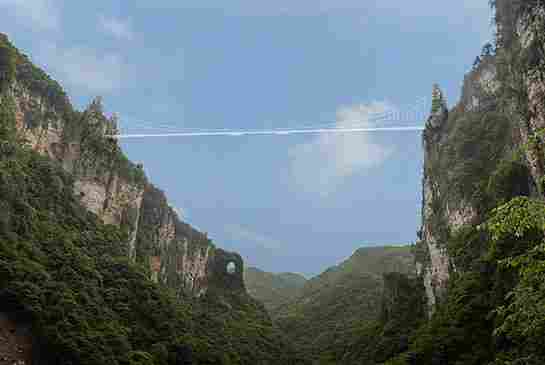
[416,0,545,319]
[0,32,240,298]
[244,267,307,313]
[274,246,417,362]
[0,34,303,365]
[380,2,545,364]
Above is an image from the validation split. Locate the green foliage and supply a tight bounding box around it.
[385,3,545,364]
[0,34,16,92]
[63,98,147,187]
[443,108,512,209]
[486,152,530,209]
[394,197,545,365]
[412,241,431,268]
[10,39,72,118]
[244,267,307,314]
[272,246,416,363]
[493,242,545,363]
[408,271,497,365]
[431,93,443,115]
[423,104,516,248]
[0,94,17,140]
[2,33,71,119]
[320,273,425,365]
[0,137,302,365]
[486,198,545,363]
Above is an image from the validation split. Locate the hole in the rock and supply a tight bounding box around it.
[226,261,236,274]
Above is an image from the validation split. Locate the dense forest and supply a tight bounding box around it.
[245,246,419,363]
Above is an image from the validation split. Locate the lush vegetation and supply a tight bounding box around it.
[383,3,545,364]
[267,246,416,363]
[0,33,146,187]
[275,3,545,364]
[244,267,307,313]
[0,116,304,365]
[0,34,303,365]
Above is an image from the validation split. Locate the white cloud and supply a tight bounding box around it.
[0,0,59,29]
[225,224,284,250]
[289,101,394,196]
[39,43,128,93]
[99,15,134,41]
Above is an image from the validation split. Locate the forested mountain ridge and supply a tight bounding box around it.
[0,33,304,365]
[271,246,417,362]
[245,246,414,318]
[243,267,307,313]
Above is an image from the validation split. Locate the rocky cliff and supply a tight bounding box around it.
[418,64,515,314]
[416,0,545,316]
[1,33,243,298]
[496,0,545,190]
[418,71,497,314]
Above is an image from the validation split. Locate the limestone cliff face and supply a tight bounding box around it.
[133,184,246,297]
[136,185,222,297]
[417,3,545,315]
[11,79,145,253]
[460,55,498,113]
[418,60,501,315]
[3,36,244,297]
[419,85,451,314]
[498,1,545,189]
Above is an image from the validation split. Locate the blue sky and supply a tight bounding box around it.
[1,0,493,276]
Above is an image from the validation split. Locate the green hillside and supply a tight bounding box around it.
[273,246,416,361]
[244,267,307,313]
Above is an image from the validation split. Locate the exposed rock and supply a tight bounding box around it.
[419,85,451,315]
[5,46,244,298]
[516,5,545,188]
[460,55,498,112]
[417,3,545,316]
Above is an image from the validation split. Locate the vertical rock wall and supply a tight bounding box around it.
[500,2,545,189]
[419,86,451,314]
[11,80,145,251]
[135,185,227,297]
[4,49,244,298]
[418,61,499,315]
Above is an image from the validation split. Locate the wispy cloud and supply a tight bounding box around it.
[0,0,59,29]
[289,101,395,196]
[225,224,284,250]
[99,15,134,41]
[39,43,128,93]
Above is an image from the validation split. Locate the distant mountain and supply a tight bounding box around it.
[247,246,416,361]
[244,267,307,313]
[292,245,415,302]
